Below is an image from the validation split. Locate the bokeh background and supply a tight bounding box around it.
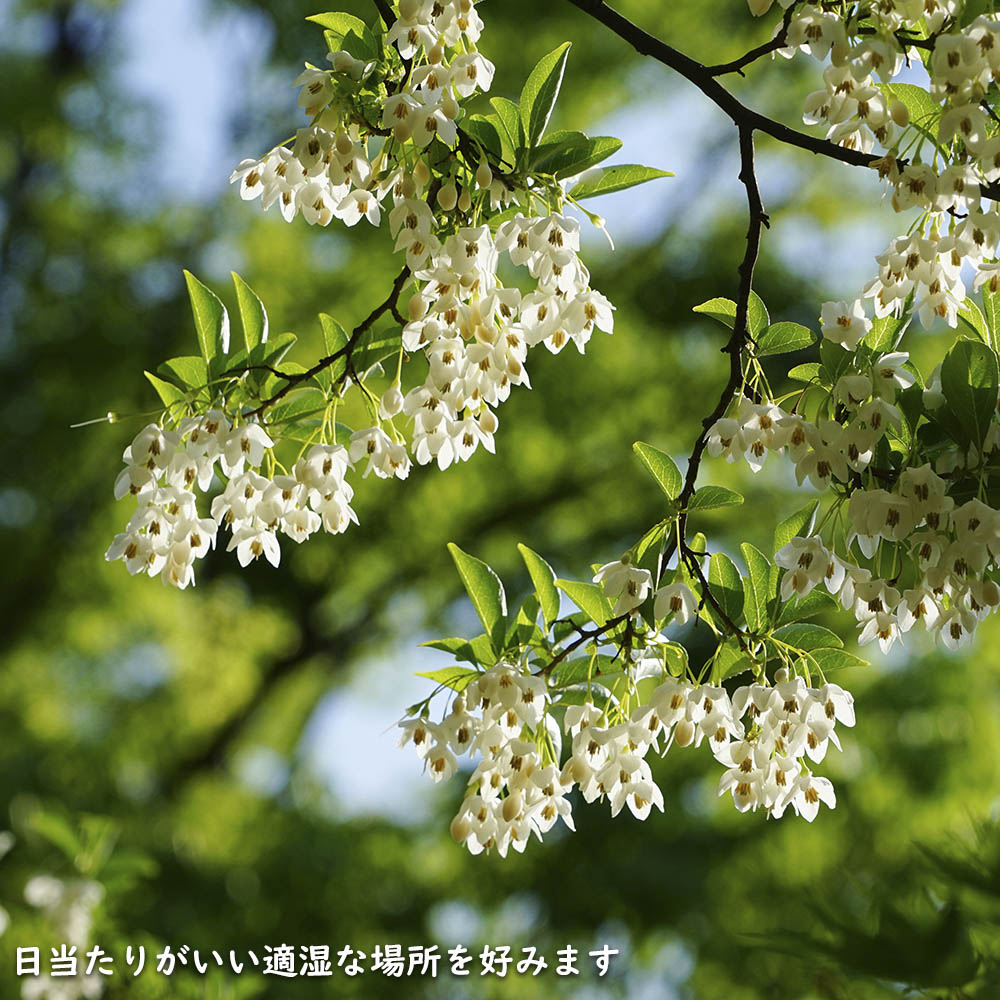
[3,0,1000,996]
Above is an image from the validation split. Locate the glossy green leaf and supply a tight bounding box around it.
[772,622,843,651]
[708,552,744,626]
[183,270,229,366]
[232,272,268,353]
[519,42,571,148]
[568,163,673,200]
[447,543,507,651]
[755,321,817,356]
[740,542,770,633]
[415,665,481,692]
[773,499,819,556]
[556,579,612,627]
[689,485,744,512]
[940,339,999,449]
[518,543,560,628]
[633,441,682,500]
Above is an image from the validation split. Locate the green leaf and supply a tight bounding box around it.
[517,544,560,628]
[568,163,673,200]
[630,521,668,575]
[740,542,770,633]
[708,552,744,626]
[755,321,817,356]
[421,635,496,667]
[864,312,905,354]
[820,339,853,384]
[556,579,612,627]
[184,270,230,367]
[232,272,268,352]
[773,499,819,556]
[693,297,736,328]
[158,355,208,392]
[940,339,999,449]
[462,115,504,161]
[689,485,744,512]
[415,665,481,692]
[712,637,753,684]
[490,97,524,154]
[307,12,378,59]
[958,299,990,344]
[775,587,837,627]
[447,543,507,651]
[772,623,843,651]
[788,362,825,385]
[982,283,1000,347]
[519,42,571,148]
[809,647,868,672]
[748,292,769,337]
[268,387,327,426]
[529,131,622,177]
[144,371,187,409]
[506,594,542,648]
[633,441,682,500]
[317,313,349,390]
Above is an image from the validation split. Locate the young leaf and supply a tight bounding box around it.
[775,588,837,626]
[318,313,349,390]
[708,553,744,625]
[772,623,843,651]
[144,371,187,409]
[184,270,230,366]
[773,499,819,556]
[517,543,560,628]
[421,635,496,667]
[712,637,752,684]
[740,542,770,633]
[958,299,990,344]
[462,115,504,161]
[556,579,611,626]
[568,164,673,200]
[158,355,209,392]
[306,12,378,59]
[747,292,769,337]
[415,666,481,692]
[232,273,268,352]
[530,132,622,177]
[490,97,524,154]
[633,441,682,501]
[809,647,868,672]
[519,42,571,148]
[447,543,507,650]
[693,297,737,328]
[787,362,825,385]
[688,485,744,512]
[940,339,999,449]
[755,321,817,357]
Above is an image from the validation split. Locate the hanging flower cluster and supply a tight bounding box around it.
[105,0,665,585]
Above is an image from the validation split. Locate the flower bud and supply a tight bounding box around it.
[335,129,354,156]
[458,186,472,213]
[501,791,522,822]
[438,181,458,211]
[428,42,445,65]
[414,159,431,187]
[890,99,910,128]
[673,719,695,748]
[479,409,498,434]
[441,91,459,120]
[408,291,428,321]
[476,160,493,189]
[380,383,404,419]
[393,119,412,143]
[400,174,416,199]
[450,814,471,843]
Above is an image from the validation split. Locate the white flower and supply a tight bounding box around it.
[820,300,871,350]
[653,582,697,625]
[593,557,652,615]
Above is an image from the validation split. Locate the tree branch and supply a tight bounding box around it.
[564,0,1000,201]
[244,266,410,419]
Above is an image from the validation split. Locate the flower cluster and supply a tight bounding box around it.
[105,416,360,586]
[402,657,853,855]
[399,212,613,468]
[231,0,495,229]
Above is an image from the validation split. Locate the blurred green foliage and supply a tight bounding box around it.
[3,0,1000,997]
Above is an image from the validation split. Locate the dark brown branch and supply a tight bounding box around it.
[244,266,409,419]
[706,2,800,77]
[564,0,1000,201]
[541,612,631,675]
